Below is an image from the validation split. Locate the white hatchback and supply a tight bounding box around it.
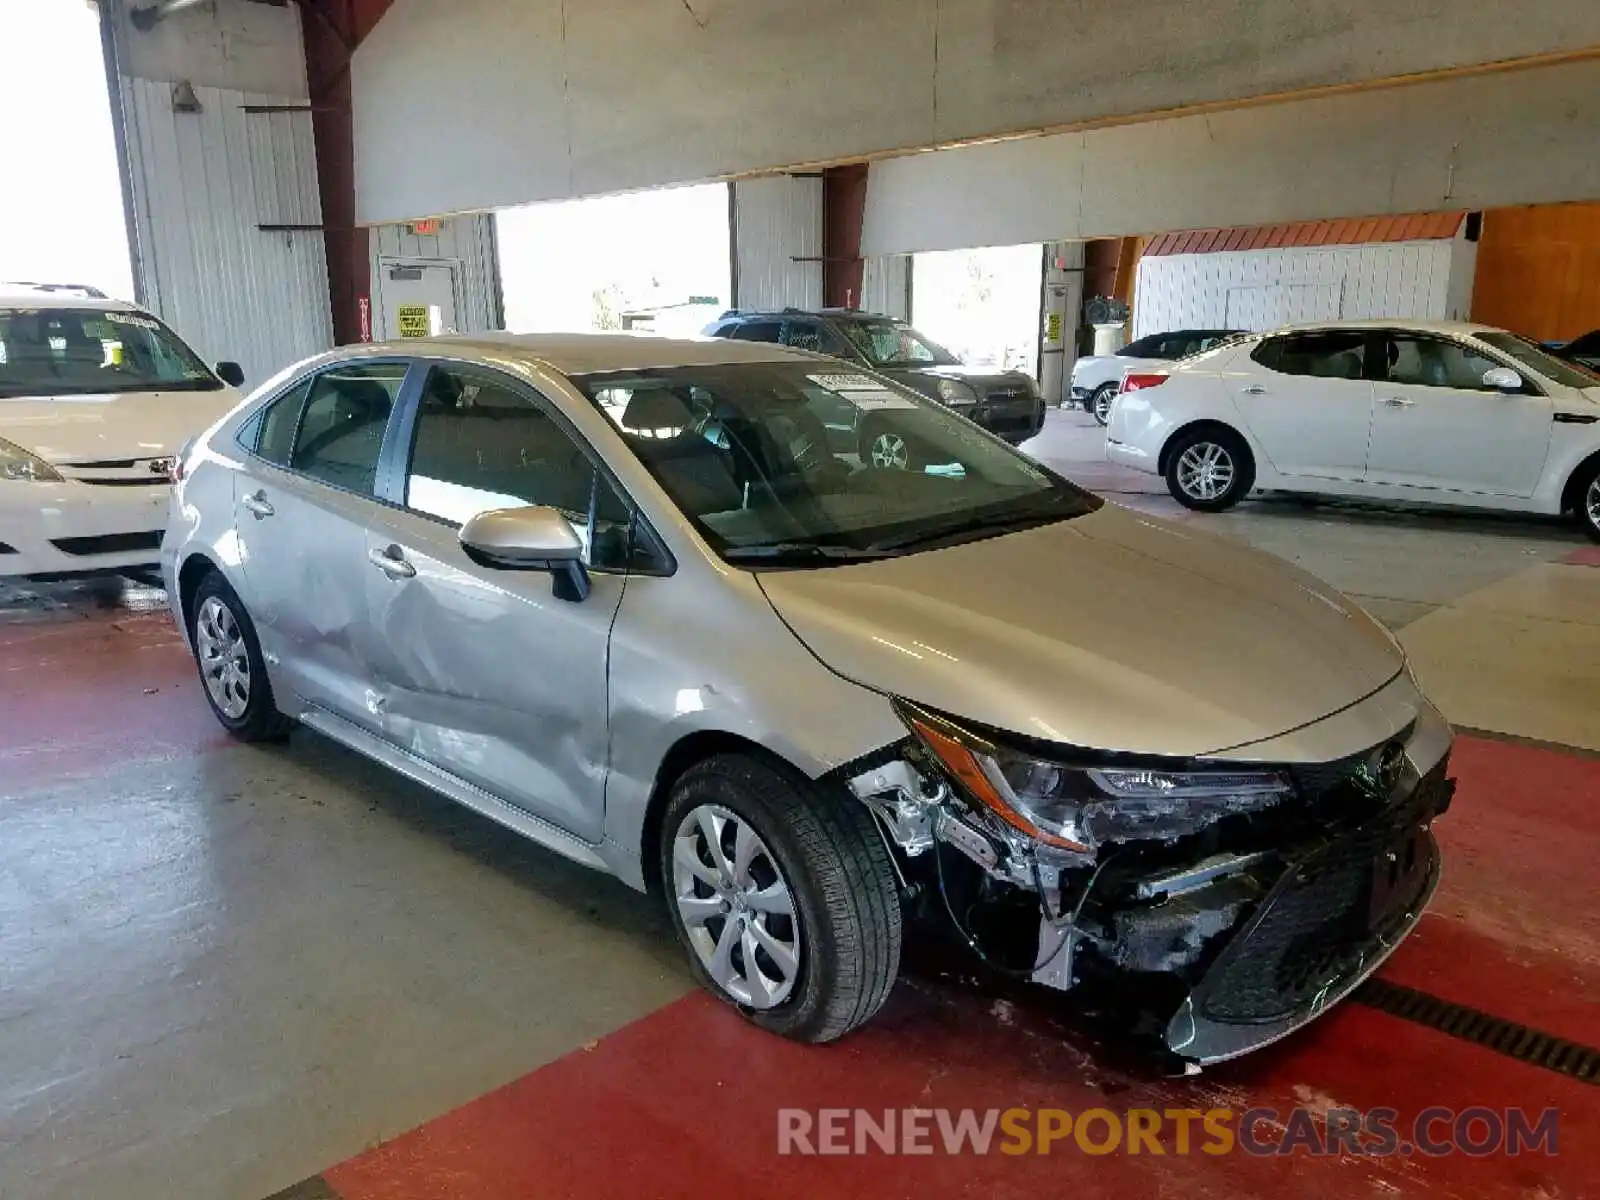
[0,285,244,577]
[1105,319,1600,541]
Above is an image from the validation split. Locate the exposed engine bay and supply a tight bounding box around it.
[842,700,1456,1065]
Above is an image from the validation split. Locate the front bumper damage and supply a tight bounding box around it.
[845,699,1454,1065]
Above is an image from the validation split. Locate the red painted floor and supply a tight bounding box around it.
[319,737,1600,1200]
[1561,546,1600,567]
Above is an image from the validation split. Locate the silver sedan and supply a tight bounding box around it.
[163,333,1454,1063]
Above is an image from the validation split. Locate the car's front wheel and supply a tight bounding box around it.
[1576,459,1600,543]
[1164,426,1255,512]
[189,570,293,741]
[659,753,902,1043]
[1090,383,1117,426]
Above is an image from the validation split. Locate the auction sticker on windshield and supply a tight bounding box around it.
[807,373,917,410]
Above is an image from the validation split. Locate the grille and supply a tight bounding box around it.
[1194,774,1444,1024]
[49,531,163,557]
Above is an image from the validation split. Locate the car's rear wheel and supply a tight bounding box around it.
[659,753,902,1043]
[189,570,292,741]
[1090,383,1117,426]
[1576,459,1600,543]
[1165,427,1255,512]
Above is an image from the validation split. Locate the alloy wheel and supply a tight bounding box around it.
[1176,441,1235,502]
[1588,474,1600,532]
[1094,388,1114,424]
[870,431,910,470]
[195,595,251,719]
[672,804,801,1009]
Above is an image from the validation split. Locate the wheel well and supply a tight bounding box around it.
[176,552,220,636]
[638,731,806,896]
[1560,448,1600,514]
[1158,419,1253,477]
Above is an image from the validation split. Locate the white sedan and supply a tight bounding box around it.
[1071,328,1242,425]
[1105,319,1600,541]
[0,285,244,577]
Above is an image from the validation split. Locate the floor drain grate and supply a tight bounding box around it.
[1354,979,1599,1084]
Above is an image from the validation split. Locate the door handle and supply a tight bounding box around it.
[367,545,416,579]
[241,491,275,518]
[1380,396,1416,408]
[1241,384,1267,395]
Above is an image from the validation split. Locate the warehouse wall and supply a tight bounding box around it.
[103,0,332,386]
[369,216,504,334]
[1132,239,1469,337]
[861,59,1600,256]
[349,0,1600,225]
[1471,203,1600,341]
[731,177,822,312]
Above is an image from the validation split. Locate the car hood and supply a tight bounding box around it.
[0,388,241,463]
[756,504,1404,757]
[881,364,1034,390]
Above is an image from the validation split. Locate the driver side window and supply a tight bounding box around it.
[1384,336,1510,392]
[405,366,638,570]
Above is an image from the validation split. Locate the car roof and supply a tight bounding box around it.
[0,283,135,310]
[1260,318,1508,338]
[720,308,898,323]
[352,330,819,375]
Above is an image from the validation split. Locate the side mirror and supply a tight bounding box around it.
[216,361,245,387]
[459,505,590,601]
[1482,366,1523,392]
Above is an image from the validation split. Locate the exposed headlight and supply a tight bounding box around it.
[935,378,979,407]
[900,703,1292,853]
[0,437,63,482]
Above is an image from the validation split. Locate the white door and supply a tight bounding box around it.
[1366,333,1553,497]
[375,259,460,341]
[1232,331,1374,481]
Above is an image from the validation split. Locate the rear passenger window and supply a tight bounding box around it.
[405,366,635,570]
[253,378,312,465]
[290,363,407,494]
[1251,333,1367,380]
[730,322,782,343]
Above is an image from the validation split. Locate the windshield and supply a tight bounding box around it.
[0,307,222,398]
[578,363,1098,562]
[1475,331,1600,389]
[836,320,961,368]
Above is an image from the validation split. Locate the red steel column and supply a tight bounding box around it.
[822,163,869,309]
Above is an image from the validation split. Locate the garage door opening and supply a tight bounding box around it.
[911,244,1043,379]
[496,184,732,337]
[0,0,134,300]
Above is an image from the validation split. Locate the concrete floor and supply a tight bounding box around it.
[2,408,1596,1199]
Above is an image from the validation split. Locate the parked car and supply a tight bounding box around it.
[0,283,245,578]
[1106,319,1600,541]
[165,332,1453,1065]
[1072,329,1244,425]
[1554,329,1600,372]
[705,308,1044,463]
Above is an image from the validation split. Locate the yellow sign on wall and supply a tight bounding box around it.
[1046,311,1063,343]
[397,304,430,338]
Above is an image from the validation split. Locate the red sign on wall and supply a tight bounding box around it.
[357,295,372,343]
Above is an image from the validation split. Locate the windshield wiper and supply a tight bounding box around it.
[722,542,899,563]
[868,509,1064,552]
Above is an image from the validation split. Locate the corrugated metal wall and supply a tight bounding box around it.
[369,216,504,333]
[117,77,333,389]
[1132,241,1463,337]
[860,255,911,320]
[732,177,822,311]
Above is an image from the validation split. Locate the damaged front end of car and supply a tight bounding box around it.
[843,698,1455,1066]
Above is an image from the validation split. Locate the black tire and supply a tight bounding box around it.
[858,416,922,471]
[189,570,293,742]
[1090,383,1117,426]
[1574,459,1600,543]
[659,753,902,1043]
[1163,425,1255,512]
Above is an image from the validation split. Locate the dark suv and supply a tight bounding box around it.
[705,309,1045,464]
